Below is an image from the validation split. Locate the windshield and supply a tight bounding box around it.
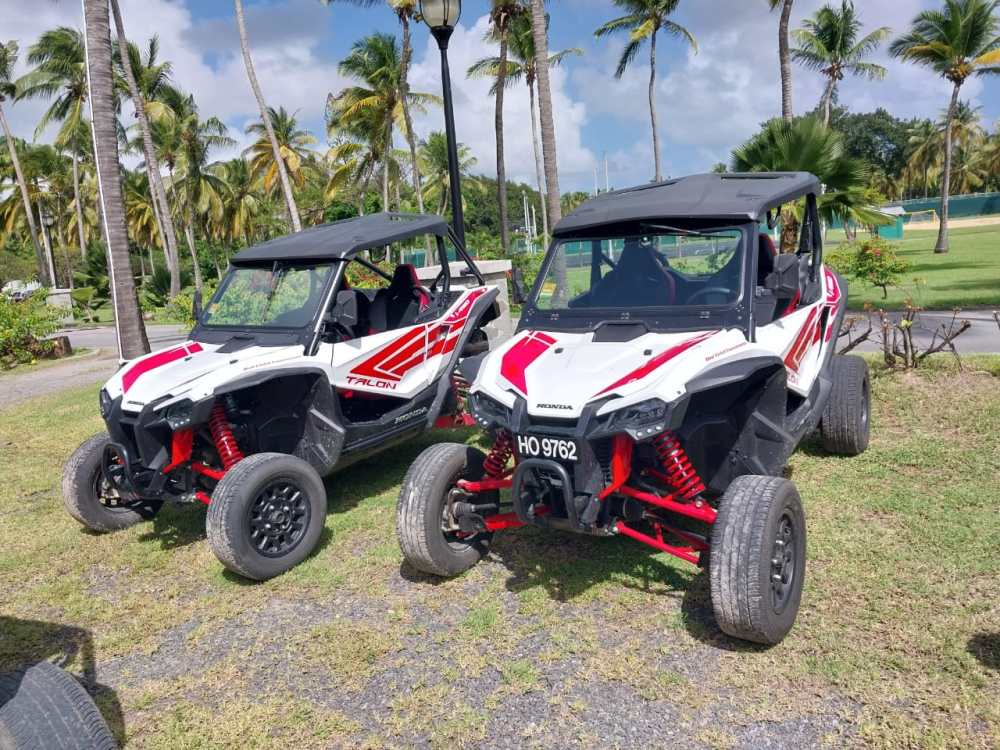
[533,227,744,311]
[202,263,335,328]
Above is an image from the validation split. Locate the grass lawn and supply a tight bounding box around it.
[0,358,997,748]
[827,225,1000,311]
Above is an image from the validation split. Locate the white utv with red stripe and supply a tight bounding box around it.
[62,213,503,580]
[396,173,870,645]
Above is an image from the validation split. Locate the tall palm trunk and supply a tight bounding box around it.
[936,83,960,254]
[820,76,836,126]
[183,208,204,292]
[648,30,662,182]
[234,0,301,233]
[111,0,181,296]
[530,0,562,295]
[495,18,511,254]
[778,0,794,122]
[82,0,149,358]
[0,105,49,285]
[398,14,424,215]
[382,118,391,212]
[528,79,548,240]
[529,0,561,227]
[71,149,88,258]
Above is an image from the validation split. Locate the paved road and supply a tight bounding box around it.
[0,325,188,411]
[849,310,1000,355]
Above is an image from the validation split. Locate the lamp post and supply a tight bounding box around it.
[419,0,465,247]
[39,206,58,289]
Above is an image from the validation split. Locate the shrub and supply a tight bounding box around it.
[0,291,62,367]
[830,238,908,298]
[163,283,217,327]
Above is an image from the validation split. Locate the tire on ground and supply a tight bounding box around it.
[397,443,493,577]
[206,452,328,581]
[62,432,157,532]
[820,354,871,456]
[0,661,117,750]
[709,474,806,646]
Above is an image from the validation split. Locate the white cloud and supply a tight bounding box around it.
[0,0,346,164]
[408,14,596,189]
[572,0,995,185]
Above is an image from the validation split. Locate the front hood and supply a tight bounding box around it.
[473,327,754,419]
[105,340,305,413]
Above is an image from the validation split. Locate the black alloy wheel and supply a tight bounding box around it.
[247,478,311,557]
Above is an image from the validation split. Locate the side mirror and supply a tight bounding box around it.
[192,289,203,322]
[510,267,527,305]
[765,254,800,299]
[328,290,359,330]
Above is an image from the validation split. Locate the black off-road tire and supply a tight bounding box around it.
[0,662,116,750]
[397,443,494,577]
[709,475,806,646]
[206,453,327,581]
[62,433,158,532]
[820,355,871,456]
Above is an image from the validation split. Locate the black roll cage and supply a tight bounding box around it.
[190,226,484,351]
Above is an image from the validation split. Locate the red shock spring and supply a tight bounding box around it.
[652,430,705,501]
[483,430,514,478]
[208,401,244,471]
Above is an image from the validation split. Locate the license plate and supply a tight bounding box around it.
[515,434,578,462]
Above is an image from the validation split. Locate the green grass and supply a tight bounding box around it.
[0,360,998,747]
[828,224,1000,311]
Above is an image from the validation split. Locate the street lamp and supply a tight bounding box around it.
[419,0,465,247]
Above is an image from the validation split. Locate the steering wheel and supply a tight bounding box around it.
[686,286,732,305]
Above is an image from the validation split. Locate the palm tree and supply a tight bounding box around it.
[17,27,92,260]
[904,119,939,198]
[890,0,1000,253]
[485,0,525,254]
[173,97,233,292]
[123,169,160,272]
[529,0,563,227]
[212,158,261,247]
[469,13,581,241]
[792,1,890,126]
[419,131,482,215]
[244,106,317,200]
[732,117,889,251]
[332,33,437,212]
[595,0,696,183]
[110,6,182,296]
[82,0,149,357]
[0,40,48,284]
[946,100,986,151]
[769,0,796,121]
[233,0,302,232]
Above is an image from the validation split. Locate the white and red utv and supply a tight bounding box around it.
[397,173,870,645]
[63,213,502,580]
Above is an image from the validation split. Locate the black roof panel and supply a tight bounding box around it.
[554,172,821,234]
[232,212,449,263]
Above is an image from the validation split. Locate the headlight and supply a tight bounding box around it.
[99,388,112,418]
[164,399,194,430]
[468,391,510,428]
[603,398,670,439]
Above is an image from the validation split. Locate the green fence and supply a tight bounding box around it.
[890,192,1000,219]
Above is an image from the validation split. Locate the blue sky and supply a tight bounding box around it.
[3,0,999,194]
